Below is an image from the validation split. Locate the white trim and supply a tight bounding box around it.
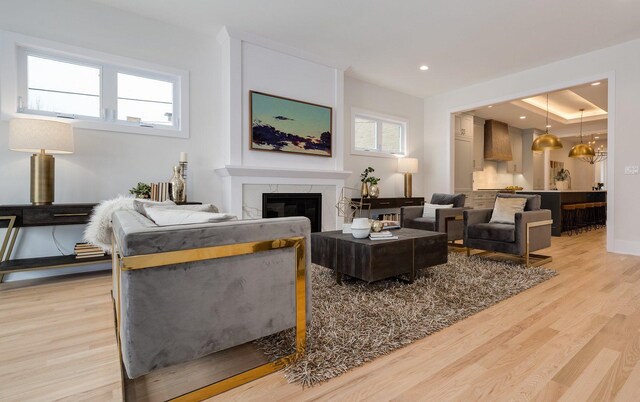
[0,30,190,138]
[613,240,640,256]
[351,107,408,158]
[446,71,616,253]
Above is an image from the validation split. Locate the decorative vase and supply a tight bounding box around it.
[555,180,569,191]
[369,184,380,198]
[169,165,186,203]
[351,218,371,239]
[360,182,369,198]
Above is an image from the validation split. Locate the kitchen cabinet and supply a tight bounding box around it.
[473,118,485,171]
[454,114,475,191]
[454,114,474,141]
[506,127,523,174]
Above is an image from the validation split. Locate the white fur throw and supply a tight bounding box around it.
[83,196,175,252]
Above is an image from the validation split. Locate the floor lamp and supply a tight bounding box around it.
[398,158,418,198]
[9,118,74,205]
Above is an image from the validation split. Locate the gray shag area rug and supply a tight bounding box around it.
[257,252,557,387]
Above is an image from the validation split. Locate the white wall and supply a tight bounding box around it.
[424,38,640,255]
[343,76,425,198]
[240,41,343,171]
[0,0,224,279]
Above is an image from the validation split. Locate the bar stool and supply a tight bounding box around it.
[562,204,577,236]
[595,202,607,228]
[574,203,587,234]
[584,202,596,231]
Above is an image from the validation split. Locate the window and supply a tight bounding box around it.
[2,32,189,138]
[352,109,407,157]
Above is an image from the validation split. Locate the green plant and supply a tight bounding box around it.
[129,182,151,198]
[366,175,380,185]
[360,167,374,183]
[554,168,571,182]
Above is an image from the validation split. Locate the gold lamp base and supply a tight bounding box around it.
[30,153,54,205]
[403,173,413,198]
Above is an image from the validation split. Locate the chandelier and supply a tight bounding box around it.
[580,134,607,164]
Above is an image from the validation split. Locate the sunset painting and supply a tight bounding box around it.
[250,91,332,157]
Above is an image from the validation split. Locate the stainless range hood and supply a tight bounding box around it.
[484,119,513,161]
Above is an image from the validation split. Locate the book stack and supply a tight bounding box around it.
[74,243,106,259]
[369,231,399,241]
[380,220,401,230]
[150,182,171,201]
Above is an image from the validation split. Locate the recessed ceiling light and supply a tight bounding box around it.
[595,136,600,139]
[419,65,429,71]
[520,115,526,119]
[546,124,552,128]
[591,82,601,86]
[487,105,493,108]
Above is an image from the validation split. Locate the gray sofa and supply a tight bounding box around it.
[463,193,552,266]
[401,193,469,241]
[111,210,311,379]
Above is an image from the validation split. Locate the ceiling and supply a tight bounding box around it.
[471,80,608,139]
[88,0,640,97]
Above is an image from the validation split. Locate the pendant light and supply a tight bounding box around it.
[531,94,563,151]
[568,109,595,158]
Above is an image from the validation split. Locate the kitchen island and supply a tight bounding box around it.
[517,190,607,236]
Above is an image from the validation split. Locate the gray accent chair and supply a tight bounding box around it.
[401,193,469,241]
[463,193,553,266]
[111,210,311,379]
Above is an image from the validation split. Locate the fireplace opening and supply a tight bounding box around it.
[262,193,322,232]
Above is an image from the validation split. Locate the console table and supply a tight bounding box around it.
[0,204,109,283]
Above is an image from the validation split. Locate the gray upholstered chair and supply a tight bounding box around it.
[463,193,553,266]
[111,210,311,383]
[401,193,469,242]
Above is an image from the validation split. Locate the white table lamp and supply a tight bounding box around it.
[9,118,74,205]
[397,157,419,198]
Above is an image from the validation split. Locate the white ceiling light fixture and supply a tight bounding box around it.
[519,115,526,119]
[419,65,429,71]
[487,105,493,108]
[591,82,601,86]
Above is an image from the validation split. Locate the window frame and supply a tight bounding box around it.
[351,108,407,158]
[1,31,189,138]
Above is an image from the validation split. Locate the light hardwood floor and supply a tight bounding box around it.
[1,229,639,401]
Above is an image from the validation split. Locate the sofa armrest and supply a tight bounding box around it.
[435,207,469,233]
[401,206,423,227]
[515,209,552,247]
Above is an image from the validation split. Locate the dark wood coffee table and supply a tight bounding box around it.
[311,228,447,284]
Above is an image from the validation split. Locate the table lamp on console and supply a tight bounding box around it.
[9,118,74,205]
[397,157,418,198]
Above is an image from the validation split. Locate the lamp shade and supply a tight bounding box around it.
[568,143,596,158]
[531,133,563,152]
[9,118,74,154]
[398,157,419,173]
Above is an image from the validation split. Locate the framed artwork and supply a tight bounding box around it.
[250,91,332,157]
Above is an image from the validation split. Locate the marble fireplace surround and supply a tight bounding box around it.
[215,166,352,231]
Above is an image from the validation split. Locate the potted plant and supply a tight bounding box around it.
[554,168,571,191]
[366,175,381,198]
[360,167,381,198]
[129,182,151,199]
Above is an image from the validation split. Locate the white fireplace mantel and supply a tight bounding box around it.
[215,165,352,180]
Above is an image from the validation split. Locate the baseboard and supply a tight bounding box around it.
[611,239,640,256]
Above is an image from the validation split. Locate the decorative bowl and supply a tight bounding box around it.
[371,220,384,232]
[352,227,371,239]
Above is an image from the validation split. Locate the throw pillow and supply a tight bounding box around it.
[489,197,527,224]
[422,203,454,219]
[144,208,236,226]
